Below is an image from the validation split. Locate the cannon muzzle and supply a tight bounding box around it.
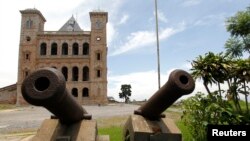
[21,67,91,124]
[134,69,195,120]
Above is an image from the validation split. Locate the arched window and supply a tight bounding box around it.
[72,88,78,97]
[72,67,78,81]
[82,88,89,97]
[62,43,68,55]
[83,43,89,55]
[40,43,47,55]
[73,43,79,55]
[62,67,68,81]
[82,66,89,81]
[26,19,33,29]
[51,43,57,55]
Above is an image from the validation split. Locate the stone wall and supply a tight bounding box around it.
[0,84,17,104]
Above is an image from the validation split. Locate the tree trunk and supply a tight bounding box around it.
[243,81,249,115]
[218,82,223,102]
[204,82,212,96]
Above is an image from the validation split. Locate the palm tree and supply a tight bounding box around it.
[235,59,250,114]
[190,53,215,96]
[226,6,250,57]
[225,37,243,58]
[209,52,229,101]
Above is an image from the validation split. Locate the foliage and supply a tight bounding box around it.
[225,37,244,58]
[176,121,193,141]
[226,6,250,55]
[185,5,250,141]
[119,84,132,103]
[181,92,250,141]
[190,51,250,114]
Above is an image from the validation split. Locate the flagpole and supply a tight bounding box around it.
[155,0,161,89]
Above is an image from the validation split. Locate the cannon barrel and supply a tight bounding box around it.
[134,69,195,120]
[21,67,91,124]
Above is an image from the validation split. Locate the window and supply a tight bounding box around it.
[82,88,89,97]
[25,71,29,77]
[72,88,78,97]
[51,43,57,55]
[82,66,89,81]
[97,52,101,60]
[62,67,68,81]
[83,43,89,55]
[25,53,30,60]
[40,43,47,55]
[62,43,68,55]
[26,19,33,29]
[73,43,79,55]
[26,36,31,42]
[72,67,79,81]
[97,69,101,78]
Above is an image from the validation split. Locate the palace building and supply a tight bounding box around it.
[1,8,108,105]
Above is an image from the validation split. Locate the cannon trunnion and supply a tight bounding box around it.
[124,69,195,141]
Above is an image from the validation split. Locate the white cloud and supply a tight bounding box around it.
[110,22,186,56]
[154,10,168,23]
[108,70,168,101]
[194,13,226,26]
[181,0,201,7]
[108,68,210,102]
[118,14,129,25]
[107,22,116,45]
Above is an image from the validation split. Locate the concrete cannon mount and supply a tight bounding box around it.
[32,119,109,141]
[124,115,181,141]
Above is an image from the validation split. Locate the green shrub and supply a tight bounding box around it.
[181,92,249,141]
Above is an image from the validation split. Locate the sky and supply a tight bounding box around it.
[0,0,249,101]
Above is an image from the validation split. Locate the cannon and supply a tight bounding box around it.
[21,67,109,141]
[124,69,195,141]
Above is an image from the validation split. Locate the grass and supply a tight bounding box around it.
[98,126,123,141]
[176,121,193,141]
[0,104,15,110]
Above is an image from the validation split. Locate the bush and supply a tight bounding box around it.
[181,92,249,141]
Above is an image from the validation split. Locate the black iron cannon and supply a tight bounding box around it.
[124,69,195,141]
[21,67,109,141]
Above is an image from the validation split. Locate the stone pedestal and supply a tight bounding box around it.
[123,115,181,141]
[30,119,109,141]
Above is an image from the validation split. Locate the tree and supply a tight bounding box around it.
[119,84,132,103]
[225,37,243,58]
[190,52,217,96]
[226,6,250,55]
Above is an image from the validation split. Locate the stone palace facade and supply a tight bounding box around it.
[1,8,108,105]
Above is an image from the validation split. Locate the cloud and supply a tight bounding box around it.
[108,70,169,101]
[193,13,226,26]
[110,22,186,56]
[181,0,201,7]
[108,68,211,102]
[118,14,129,25]
[154,10,168,23]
